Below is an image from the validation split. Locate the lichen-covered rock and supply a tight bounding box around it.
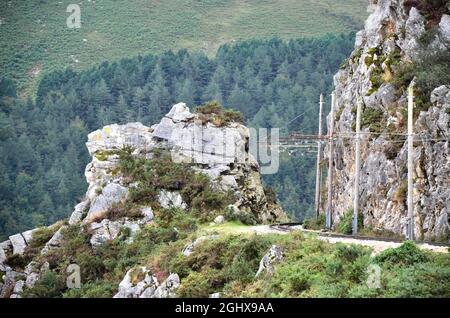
[25,273,39,289]
[89,217,143,246]
[327,0,450,241]
[113,267,179,299]
[0,271,18,298]
[152,273,180,298]
[214,215,225,224]
[8,234,27,255]
[439,14,450,44]
[0,240,12,253]
[140,207,154,224]
[41,226,67,255]
[89,219,123,246]
[158,190,187,210]
[85,183,129,223]
[255,245,283,278]
[113,267,154,298]
[69,202,88,225]
[80,102,287,225]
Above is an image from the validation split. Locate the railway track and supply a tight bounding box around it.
[269,223,450,248]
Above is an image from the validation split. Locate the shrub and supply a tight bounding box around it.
[225,236,271,283]
[384,262,450,297]
[29,226,58,248]
[224,208,257,226]
[63,281,116,298]
[5,253,31,270]
[337,209,363,235]
[375,241,429,267]
[362,107,385,134]
[104,203,143,221]
[118,147,235,219]
[22,271,66,298]
[393,181,408,204]
[270,264,312,296]
[194,101,244,126]
[156,208,198,234]
[392,50,450,114]
[335,244,368,263]
[176,268,225,298]
[303,213,326,230]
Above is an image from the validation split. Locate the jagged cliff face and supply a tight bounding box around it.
[330,0,450,241]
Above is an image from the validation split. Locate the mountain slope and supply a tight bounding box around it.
[0,0,369,96]
[0,104,448,299]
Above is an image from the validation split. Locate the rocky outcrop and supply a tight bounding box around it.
[113,267,180,298]
[328,0,450,241]
[1,102,287,298]
[77,102,287,225]
[8,229,36,255]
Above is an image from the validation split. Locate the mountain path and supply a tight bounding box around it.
[246,225,449,255]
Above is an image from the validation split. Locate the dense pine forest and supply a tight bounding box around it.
[0,34,355,239]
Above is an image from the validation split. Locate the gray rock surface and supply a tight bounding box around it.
[113,267,179,299]
[0,247,6,264]
[152,273,180,298]
[255,245,283,278]
[69,202,88,225]
[158,190,187,210]
[90,219,123,246]
[328,0,450,241]
[8,234,27,255]
[439,14,450,44]
[86,183,129,222]
[140,207,154,224]
[113,267,152,298]
[214,215,225,224]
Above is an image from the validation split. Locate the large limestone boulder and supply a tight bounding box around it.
[77,102,287,226]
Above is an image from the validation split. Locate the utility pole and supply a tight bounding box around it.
[315,94,324,220]
[326,91,336,230]
[352,98,363,235]
[407,82,415,241]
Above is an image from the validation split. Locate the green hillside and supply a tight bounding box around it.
[0,0,368,96]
